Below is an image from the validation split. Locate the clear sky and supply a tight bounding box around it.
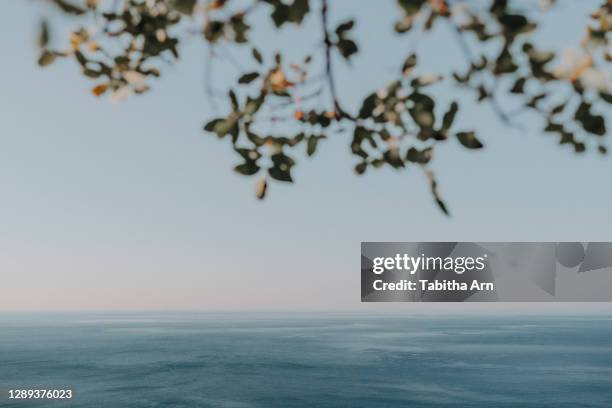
[1,0,611,312]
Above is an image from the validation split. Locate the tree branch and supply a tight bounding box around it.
[449,22,515,127]
[320,0,352,120]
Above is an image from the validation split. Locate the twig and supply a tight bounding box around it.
[449,22,516,127]
[204,43,219,111]
[320,0,352,120]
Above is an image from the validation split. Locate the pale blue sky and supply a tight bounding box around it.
[0,0,610,311]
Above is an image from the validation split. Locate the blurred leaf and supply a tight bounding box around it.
[336,39,358,60]
[238,72,260,84]
[288,0,310,24]
[204,21,225,42]
[229,90,239,111]
[235,148,261,161]
[307,135,325,156]
[599,93,612,104]
[436,198,449,216]
[510,77,526,94]
[266,0,310,27]
[359,93,377,119]
[575,102,606,136]
[244,96,263,115]
[50,0,86,15]
[406,147,433,164]
[354,162,367,175]
[424,169,449,216]
[37,50,56,67]
[172,0,197,14]
[409,93,435,129]
[456,131,483,149]
[39,20,50,48]
[91,83,108,97]
[441,102,458,131]
[397,0,426,16]
[269,153,295,182]
[268,167,293,182]
[544,122,563,133]
[335,20,355,36]
[204,117,237,138]
[234,162,260,176]
[550,103,565,115]
[252,48,263,64]
[402,53,417,75]
[383,149,404,168]
[526,93,547,108]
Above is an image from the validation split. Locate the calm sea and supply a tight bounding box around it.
[1,313,611,407]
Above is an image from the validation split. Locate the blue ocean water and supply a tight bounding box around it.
[1,313,611,407]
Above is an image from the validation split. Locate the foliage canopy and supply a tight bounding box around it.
[37,0,611,214]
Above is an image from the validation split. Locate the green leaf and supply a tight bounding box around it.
[526,93,547,108]
[544,122,563,133]
[575,102,606,136]
[354,162,367,175]
[550,103,565,115]
[204,118,237,138]
[336,39,358,60]
[499,13,533,36]
[172,0,197,15]
[271,152,295,167]
[441,102,458,131]
[436,198,450,216]
[288,132,305,147]
[82,68,102,78]
[600,93,612,104]
[50,0,86,15]
[402,53,417,75]
[204,21,225,42]
[229,90,239,111]
[456,131,484,149]
[510,77,526,94]
[38,50,56,67]
[268,153,294,182]
[335,20,355,36]
[246,130,265,147]
[409,93,435,129]
[271,3,290,27]
[359,93,377,119]
[395,15,414,33]
[252,48,263,64]
[238,72,260,84]
[424,169,450,216]
[39,20,50,48]
[493,46,518,75]
[234,162,260,176]
[204,118,223,132]
[397,0,426,16]
[74,50,88,66]
[288,0,310,24]
[235,148,261,161]
[307,135,323,156]
[406,147,433,164]
[244,96,263,116]
[383,149,404,168]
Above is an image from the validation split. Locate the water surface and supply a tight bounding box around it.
[1,313,611,407]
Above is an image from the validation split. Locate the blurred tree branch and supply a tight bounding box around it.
[36,0,611,214]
